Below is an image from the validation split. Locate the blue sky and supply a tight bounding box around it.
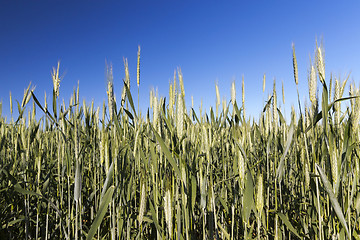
[1,1,360,121]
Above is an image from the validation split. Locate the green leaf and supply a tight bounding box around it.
[31,91,45,112]
[6,216,25,227]
[191,108,201,124]
[321,83,329,133]
[262,96,273,113]
[316,164,349,237]
[210,107,215,124]
[124,108,134,121]
[14,101,25,124]
[112,110,123,135]
[355,192,360,216]
[14,184,62,217]
[191,174,197,212]
[0,135,5,152]
[149,200,163,235]
[74,162,81,202]
[276,124,294,181]
[216,221,230,239]
[304,95,358,133]
[53,89,57,120]
[31,91,56,124]
[220,103,230,128]
[100,161,114,199]
[353,230,360,240]
[29,121,40,145]
[277,107,286,125]
[151,125,181,179]
[305,111,322,132]
[87,186,115,240]
[243,167,254,224]
[21,82,32,108]
[124,79,137,119]
[161,109,174,134]
[14,183,42,198]
[277,212,301,238]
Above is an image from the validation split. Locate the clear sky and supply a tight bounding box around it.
[1,1,360,121]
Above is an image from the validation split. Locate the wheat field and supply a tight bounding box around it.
[1,43,360,239]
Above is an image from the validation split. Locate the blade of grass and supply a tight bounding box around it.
[277,212,301,238]
[316,164,350,238]
[86,185,115,240]
[151,125,181,179]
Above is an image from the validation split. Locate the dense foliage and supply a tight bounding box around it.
[1,44,360,239]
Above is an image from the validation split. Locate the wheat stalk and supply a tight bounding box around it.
[272,80,278,134]
[292,43,298,86]
[106,63,115,120]
[256,174,264,215]
[263,74,266,92]
[164,189,172,238]
[231,80,236,106]
[334,78,340,126]
[138,183,146,225]
[51,61,62,98]
[177,93,184,138]
[316,46,325,84]
[215,82,220,117]
[308,64,317,106]
[137,46,141,87]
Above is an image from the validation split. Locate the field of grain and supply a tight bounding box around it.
[1,44,360,239]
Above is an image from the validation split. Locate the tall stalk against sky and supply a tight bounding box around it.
[137,45,141,115]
